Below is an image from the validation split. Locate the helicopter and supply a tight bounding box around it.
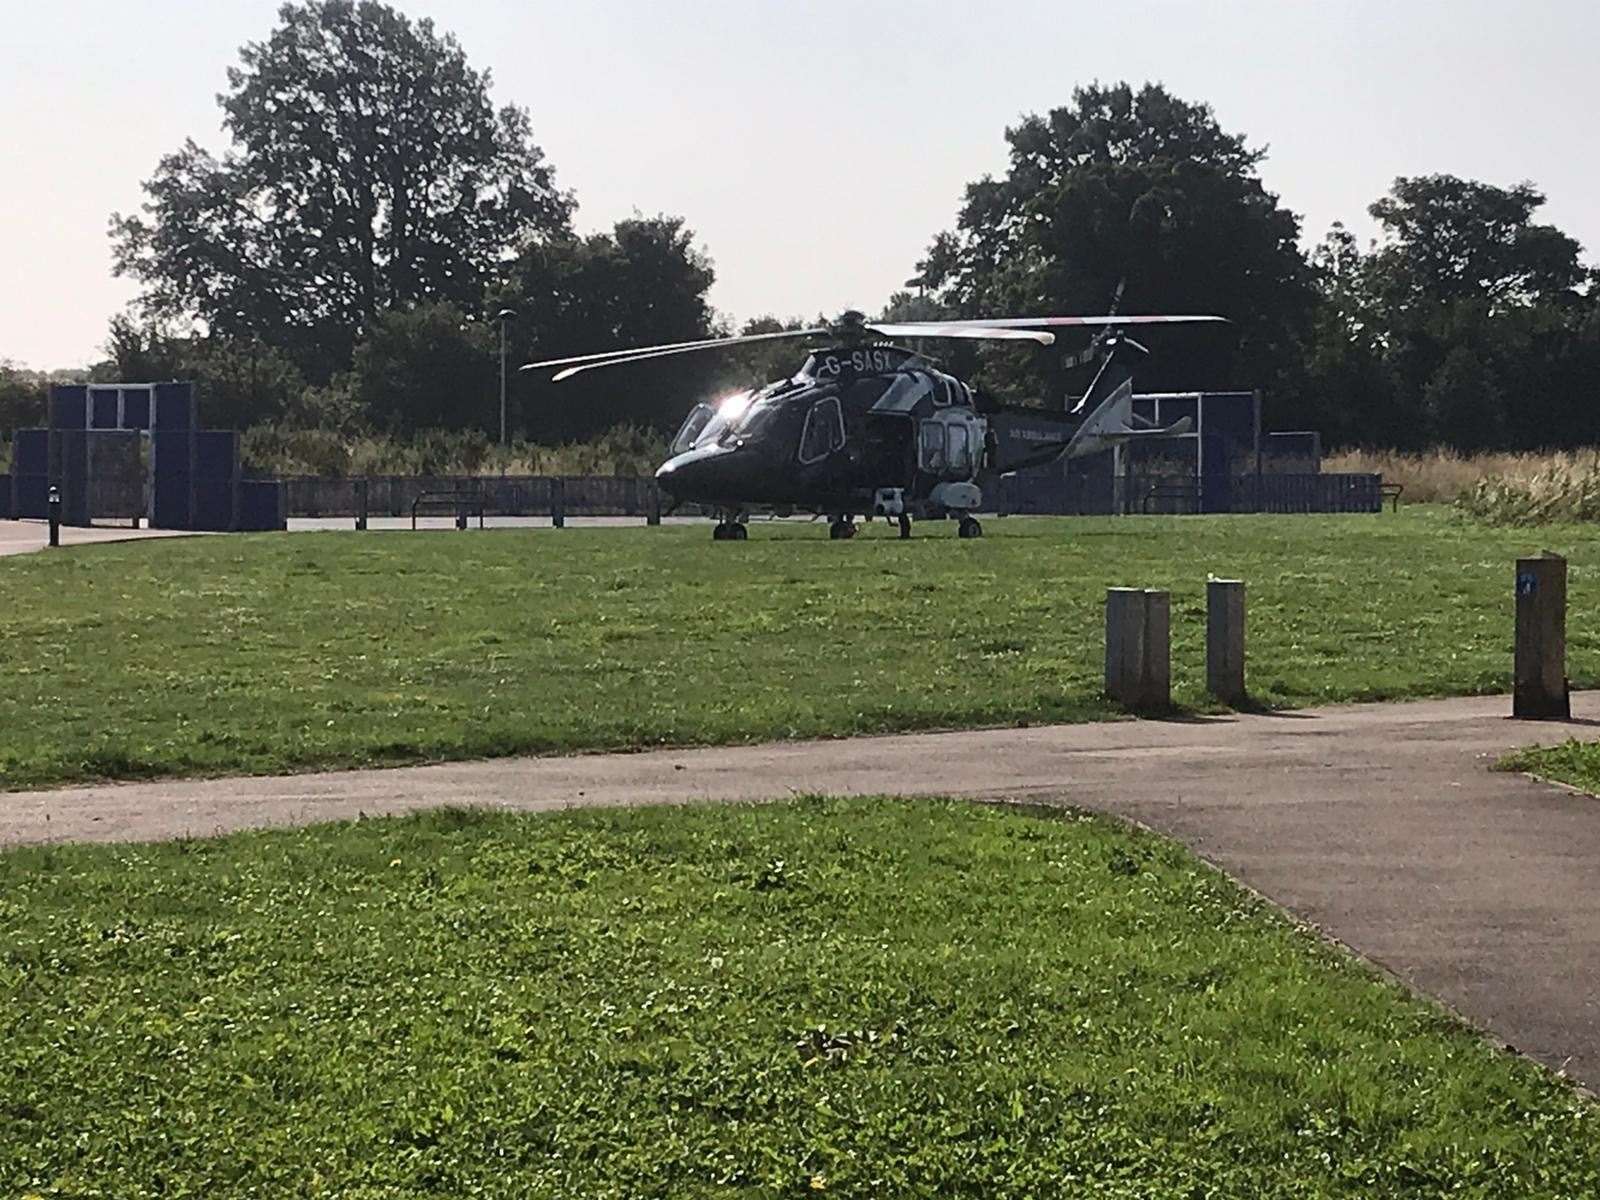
[521,310,1226,540]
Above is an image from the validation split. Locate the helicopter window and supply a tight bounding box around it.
[919,420,947,472]
[671,404,715,454]
[948,423,971,473]
[798,397,846,464]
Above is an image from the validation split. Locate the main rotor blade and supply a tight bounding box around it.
[867,323,1055,345]
[522,336,742,373]
[907,314,1228,329]
[530,328,829,383]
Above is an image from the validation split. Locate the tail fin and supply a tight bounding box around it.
[1062,378,1192,461]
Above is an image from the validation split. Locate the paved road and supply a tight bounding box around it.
[286,515,707,532]
[7,693,1600,1086]
[0,518,202,556]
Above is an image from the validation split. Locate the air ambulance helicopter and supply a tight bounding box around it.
[521,309,1226,540]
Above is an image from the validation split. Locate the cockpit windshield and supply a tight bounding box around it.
[678,391,754,450]
[670,404,716,454]
[671,385,812,454]
[730,399,783,438]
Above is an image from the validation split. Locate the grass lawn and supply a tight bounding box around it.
[4,508,1598,790]
[3,797,1597,1197]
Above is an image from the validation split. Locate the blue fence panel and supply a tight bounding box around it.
[49,385,87,430]
[153,382,195,431]
[55,429,90,526]
[193,431,238,531]
[151,431,192,529]
[237,479,286,530]
[122,388,151,431]
[13,429,49,517]
[90,389,120,429]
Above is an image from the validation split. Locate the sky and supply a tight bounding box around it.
[3,0,1598,370]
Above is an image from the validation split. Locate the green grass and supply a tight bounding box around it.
[4,508,1598,790]
[4,798,1597,1197]
[1501,739,1600,792]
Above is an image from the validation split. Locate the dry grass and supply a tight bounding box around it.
[1325,447,1600,524]
[1326,448,1600,506]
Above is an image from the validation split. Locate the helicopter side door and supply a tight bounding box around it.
[917,408,987,482]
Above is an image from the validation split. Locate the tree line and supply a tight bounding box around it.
[5,3,1596,458]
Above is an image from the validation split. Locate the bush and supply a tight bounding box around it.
[1454,454,1600,525]
[240,424,670,478]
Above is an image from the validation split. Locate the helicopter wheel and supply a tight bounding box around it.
[958,516,983,539]
[828,519,856,540]
[898,513,912,540]
[712,521,746,541]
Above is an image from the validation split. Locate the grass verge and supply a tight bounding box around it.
[1500,740,1600,792]
[3,797,1597,1197]
[4,507,1598,790]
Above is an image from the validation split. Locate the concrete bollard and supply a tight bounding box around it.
[1206,579,1247,705]
[1105,588,1171,710]
[1514,554,1569,719]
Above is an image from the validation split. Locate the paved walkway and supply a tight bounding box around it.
[0,518,199,556]
[7,693,1600,1086]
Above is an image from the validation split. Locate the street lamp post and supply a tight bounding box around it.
[495,308,517,445]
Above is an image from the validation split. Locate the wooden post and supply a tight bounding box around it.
[1514,554,1569,719]
[1105,588,1142,705]
[551,477,565,529]
[647,480,661,527]
[1206,579,1246,704]
[1105,588,1171,710]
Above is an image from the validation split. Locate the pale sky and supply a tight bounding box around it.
[3,0,1597,370]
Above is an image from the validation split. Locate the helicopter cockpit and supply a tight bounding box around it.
[669,383,841,465]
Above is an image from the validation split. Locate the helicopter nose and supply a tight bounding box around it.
[655,452,704,497]
[657,444,750,501]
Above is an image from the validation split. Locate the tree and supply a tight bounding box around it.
[1305,178,1595,451]
[1423,346,1504,451]
[1366,176,1585,315]
[0,361,48,433]
[505,216,718,440]
[346,302,496,434]
[103,315,307,429]
[917,83,1316,406]
[111,0,572,380]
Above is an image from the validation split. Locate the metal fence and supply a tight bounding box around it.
[282,471,1383,521]
[988,471,1384,517]
[283,474,663,519]
[1125,473,1384,515]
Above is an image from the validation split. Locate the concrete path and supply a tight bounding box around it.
[0,518,200,556]
[7,693,1600,1087]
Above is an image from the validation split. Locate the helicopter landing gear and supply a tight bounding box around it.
[898,513,912,540]
[958,516,983,539]
[712,521,747,541]
[828,518,857,540]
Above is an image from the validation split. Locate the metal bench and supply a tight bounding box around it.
[1141,483,1200,515]
[411,490,486,530]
